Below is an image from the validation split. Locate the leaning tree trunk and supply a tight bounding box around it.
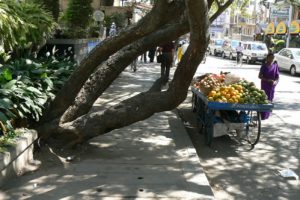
[60,19,189,123]
[50,0,210,144]
[59,0,234,123]
[43,0,186,122]
[38,0,234,145]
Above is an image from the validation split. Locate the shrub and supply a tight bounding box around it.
[64,0,93,38]
[274,40,285,53]
[0,54,76,132]
[34,0,60,21]
[0,1,56,57]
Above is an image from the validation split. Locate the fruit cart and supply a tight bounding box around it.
[191,84,274,148]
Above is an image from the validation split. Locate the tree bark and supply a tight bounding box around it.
[60,18,189,123]
[43,0,186,122]
[59,0,234,123]
[57,0,210,142]
[38,0,234,145]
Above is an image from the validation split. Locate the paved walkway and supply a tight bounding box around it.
[0,62,214,199]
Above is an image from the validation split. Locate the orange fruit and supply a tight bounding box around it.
[208,97,214,101]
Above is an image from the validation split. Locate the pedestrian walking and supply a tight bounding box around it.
[258,53,279,120]
[148,46,156,63]
[236,42,243,65]
[159,41,175,84]
[109,22,117,37]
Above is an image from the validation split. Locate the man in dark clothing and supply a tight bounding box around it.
[148,46,157,62]
[159,41,175,83]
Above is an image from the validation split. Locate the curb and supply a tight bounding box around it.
[0,129,38,188]
[172,109,215,199]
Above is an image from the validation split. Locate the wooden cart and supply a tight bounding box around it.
[191,87,274,147]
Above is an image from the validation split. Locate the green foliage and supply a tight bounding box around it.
[209,0,250,18]
[0,54,76,133]
[0,50,11,64]
[0,0,56,57]
[274,39,285,53]
[289,0,300,6]
[230,0,251,17]
[16,2,57,54]
[0,0,28,51]
[35,0,60,21]
[64,0,93,38]
[0,127,21,153]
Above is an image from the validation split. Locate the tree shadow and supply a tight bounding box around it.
[1,64,214,199]
[1,111,214,199]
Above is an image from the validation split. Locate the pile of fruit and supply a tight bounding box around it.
[193,73,269,104]
[193,74,225,95]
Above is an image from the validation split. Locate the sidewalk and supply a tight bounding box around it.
[0,62,214,199]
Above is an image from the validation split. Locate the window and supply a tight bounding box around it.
[293,49,300,58]
[215,40,224,46]
[231,41,239,48]
[279,49,287,57]
[251,44,267,50]
[286,50,292,58]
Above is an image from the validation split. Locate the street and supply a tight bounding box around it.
[179,55,300,200]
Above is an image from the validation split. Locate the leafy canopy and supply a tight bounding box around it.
[0,0,56,54]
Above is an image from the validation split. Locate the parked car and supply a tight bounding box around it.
[274,48,300,76]
[242,42,268,64]
[221,39,241,60]
[209,39,224,56]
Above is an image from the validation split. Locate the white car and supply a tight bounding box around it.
[221,39,241,59]
[242,42,268,64]
[209,39,224,56]
[274,48,300,76]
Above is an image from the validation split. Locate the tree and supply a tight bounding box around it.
[39,0,60,21]
[64,0,93,38]
[37,0,233,147]
[0,0,55,58]
[289,0,300,6]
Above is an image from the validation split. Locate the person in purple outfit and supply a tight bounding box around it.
[258,53,279,120]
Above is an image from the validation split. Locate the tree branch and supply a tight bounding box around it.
[58,0,210,142]
[43,0,186,122]
[60,18,189,123]
[59,0,235,123]
[210,0,233,22]
[208,0,214,9]
[38,0,234,143]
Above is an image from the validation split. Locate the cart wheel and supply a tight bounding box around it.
[245,111,261,146]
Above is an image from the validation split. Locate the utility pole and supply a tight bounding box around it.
[286,4,293,47]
